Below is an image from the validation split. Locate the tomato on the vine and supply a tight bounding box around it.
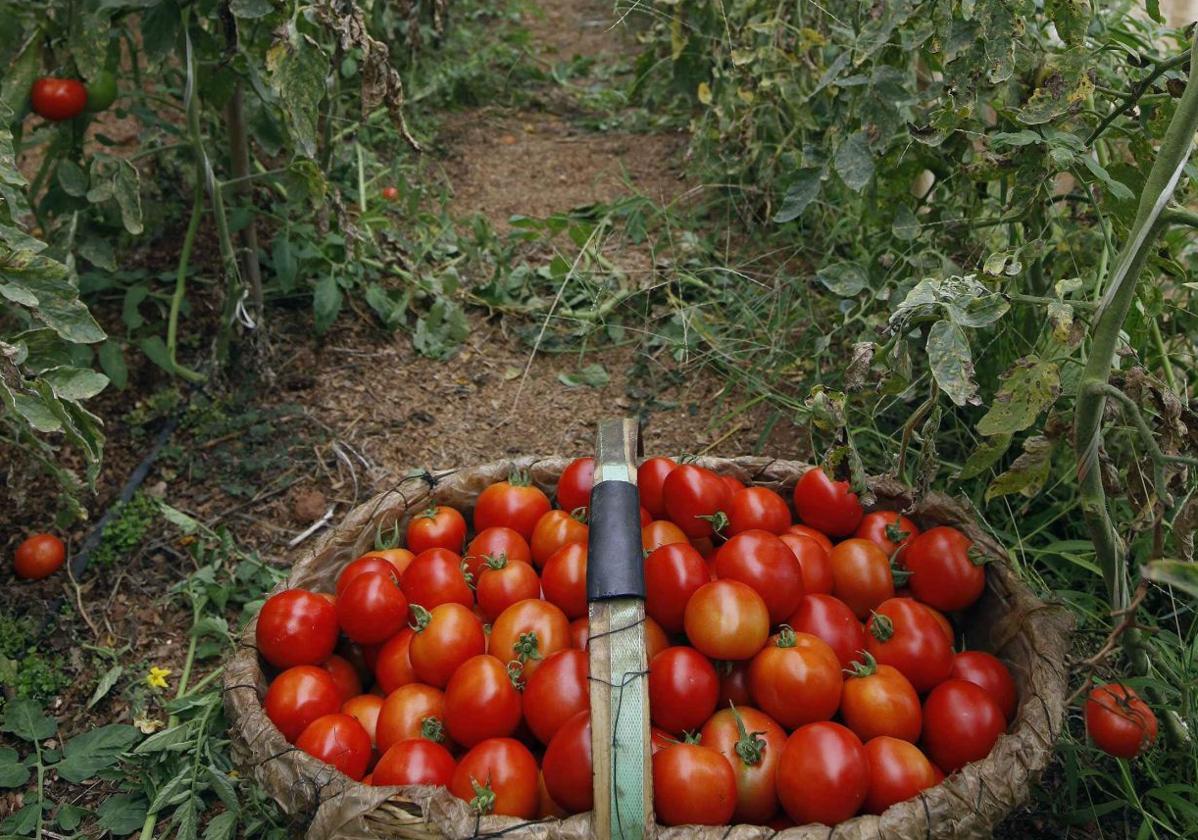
[637,457,677,519]
[950,651,1017,721]
[901,526,987,612]
[921,679,1006,772]
[13,534,66,581]
[792,467,863,537]
[780,533,834,594]
[652,743,737,826]
[748,627,843,729]
[853,511,920,557]
[540,542,587,620]
[644,542,709,634]
[776,722,868,826]
[787,593,867,669]
[341,694,383,745]
[336,572,409,644]
[473,473,552,540]
[295,713,372,780]
[530,509,588,568]
[475,555,540,622]
[556,457,595,513]
[256,589,339,668]
[714,529,805,625]
[488,598,569,678]
[375,683,447,752]
[265,665,343,742]
[84,70,118,112]
[450,738,539,818]
[443,654,522,747]
[642,520,688,552]
[30,78,87,121]
[406,505,467,554]
[829,538,895,619]
[662,464,731,539]
[840,652,922,743]
[408,603,486,688]
[699,705,786,824]
[866,598,954,694]
[862,736,940,815]
[401,548,472,609]
[373,738,456,786]
[542,711,593,814]
[522,648,589,745]
[683,579,770,661]
[725,486,791,535]
[1085,683,1157,759]
[648,646,719,734]
[464,526,531,579]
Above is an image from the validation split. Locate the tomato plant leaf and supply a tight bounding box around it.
[56,160,90,197]
[891,204,919,241]
[558,363,610,388]
[0,698,56,742]
[230,0,274,19]
[41,366,109,401]
[0,34,40,125]
[985,435,1054,501]
[1018,47,1094,125]
[926,319,979,406]
[96,794,147,835]
[203,810,238,840]
[0,747,30,788]
[957,433,1013,481]
[815,262,868,297]
[87,663,125,709]
[976,357,1061,437]
[833,131,874,192]
[313,275,342,335]
[1143,559,1198,601]
[97,340,128,390]
[772,168,822,223]
[56,724,140,782]
[267,30,327,159]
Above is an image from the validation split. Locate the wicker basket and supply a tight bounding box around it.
[224,456,1072,840]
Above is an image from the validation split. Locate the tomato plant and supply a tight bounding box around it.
[13,534,66,581]
[256,589,339,669]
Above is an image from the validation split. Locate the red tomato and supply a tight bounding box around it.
[787,594,867,669]
[684,579,770,661]
[841,653,921,743]
[651,726,677,755]
[648,646,719,734]
[690,536,716,559]
[556,457,595,513]
[341,694,383,745]
[639,506,652,527]
[902,526,987,612]
[642,520,689,552]
[538,771,568,818]
[376,684,447,753]
[950,651,1017,721]
[866,598,954,693]
[652,743,737,826]
[380,186,400,201]
[489,599,569,678]
[793,468,864,537]
[473,474,552,540]
[323,655,363,702]
[644,542,709,633]
[541,542,588,620]
[464,526,531,580]
[13,534,66,580]
[638,457,678,519]
[780,533,834,594]
[408,603,486,688]
[373,738,456,786]
[829,538,895,619]
[699,705,787,824]
[256,589,339,669]
[374,628,417,694]
[336,572,409,644]
[530,509,588,568]
[406,505,467,555]
[663,465,732,539]
[523,649,589,745]
[1085,683,1157,759]
[722,475,746,496]
[568,617,588,650]
[336,556,399,596]
[542,711,593,813]
[921,680,1006,772]
[787,523,834,554]
[749,627,842,729]
[443,654,522,747]
[863,736,939,814]
[265,666,342,742]
[643,615,670,662]
[475,555,540,623]
[777,722,868,826]
[726,486,791,535]
[30,78,87,121]
[402,548,472,609]
[295,713,372,780]
[925,605,956,647]
[450,738,538,818]
[853,511,920,557]
[717,661,753,708]
[714,529,805,625]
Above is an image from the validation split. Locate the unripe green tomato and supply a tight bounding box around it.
[85,70,118,113]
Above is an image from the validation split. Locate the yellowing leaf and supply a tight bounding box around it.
[697,82,712,105]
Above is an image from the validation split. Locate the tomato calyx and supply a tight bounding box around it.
[869,613,894,642]
[505,659,526,691]
[966,545,992,567]
[680,730,702,745]
[512,631,542,663]
[459,560,475,588]
[890,563,912,586]
[468,777,496,815]
[774,624,798,649]
[843,650,879,679]
[507,469,533,487]
[374,520,403,550]
[421,715,447,743]
[482,552,509,570]
[885,521,911,544]
[696,510,729,535]
[729,703,767,767]
[409,604,432,632]
[416,506,439,520]
[569,506,589,525]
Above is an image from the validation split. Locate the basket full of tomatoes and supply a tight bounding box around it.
[223,454,1071,840]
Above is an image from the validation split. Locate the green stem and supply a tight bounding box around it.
[167,168,207,383]
[34,736,44,840]
[1087,49,1193,145]
[1149,319,1178,392]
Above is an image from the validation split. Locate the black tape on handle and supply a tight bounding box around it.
[587,480,645,601]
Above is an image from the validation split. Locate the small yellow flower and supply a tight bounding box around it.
[146,666,172,690]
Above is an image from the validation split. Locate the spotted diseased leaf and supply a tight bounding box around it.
[41,366,109,401]
[891,204,919,241]
[1046,0,1091,43]
[986,435,1054,501]
[267,29,328,159]
[957,433,1013,481]
[976,357,1060,436]
[816,262,868,297]
[844,342,876,391]
[927,319,979,406]
[833,131,874,192]
[231,0,274,18]
[1018,48,1095,125]
[0,249,105,343]
[0,35,41,125]
[87,158,143,235]
[773,168,822,223]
